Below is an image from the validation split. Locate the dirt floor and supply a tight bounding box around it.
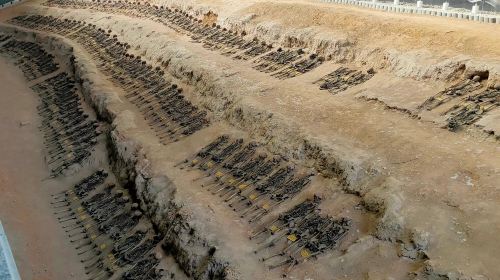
[0,0,498,279]
[0,55,86,280]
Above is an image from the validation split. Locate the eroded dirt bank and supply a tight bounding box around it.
[0,1,499,279]
[0,54,87,280]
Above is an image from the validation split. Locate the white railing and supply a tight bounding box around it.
[0,0,21,9]
[0,221,21,280]
[320,0,500,24]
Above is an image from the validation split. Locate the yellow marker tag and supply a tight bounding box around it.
[91,234,97,240]
[270,225,279,233]
[79,214,87,220]
[215,171,224,178]
[262,203,270,210]
[227,179,236,185]
[100,244,107,250]
[238,184,248,190]
[85,224,91,229]
[300,249,311,258]
[287,234,297,242]
[205,161,214,168]
[77,207,84,212]
[191,159,199,164]
[249,194,257,200]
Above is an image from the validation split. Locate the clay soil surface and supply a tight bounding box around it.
[0,56,86,280]
[0,0,499,279]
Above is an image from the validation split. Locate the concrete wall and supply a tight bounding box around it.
[320,0,500,24]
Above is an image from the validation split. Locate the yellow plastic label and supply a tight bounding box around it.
[300,249,311,258]
[270,225,279,233]
[287,234,297,242]
[85,224,91,229]
[249,194,257,200]
[238,184,248,190]
[91,234,97,240]
[77,207,84,212]
[262,203,270,210]
[100,244,107,250]
[191,159,199,164]
[215,171,224,178]
[79,214,87,220]
[205,161,214,168]
[227,179,236,185]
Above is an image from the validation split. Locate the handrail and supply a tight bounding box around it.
[320,0,500,23]
[0,221,22,280]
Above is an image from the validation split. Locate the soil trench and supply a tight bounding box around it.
[0,1,499,280]
[0,55,87,280]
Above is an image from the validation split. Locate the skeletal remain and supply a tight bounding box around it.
[420,78,483,111]
[20,2,323,79]
[0,39,59,80]
[316,67,373,94]
[444,87,499,131]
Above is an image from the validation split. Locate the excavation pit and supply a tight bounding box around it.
[0,1,499,279]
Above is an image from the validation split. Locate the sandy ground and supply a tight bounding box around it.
[0,56,87,280]
[0,0,499,279]
[180,0,500,60]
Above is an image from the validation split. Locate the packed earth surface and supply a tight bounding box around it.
[0,0,499,279]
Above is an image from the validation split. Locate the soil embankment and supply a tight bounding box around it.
[0,1,499,279]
